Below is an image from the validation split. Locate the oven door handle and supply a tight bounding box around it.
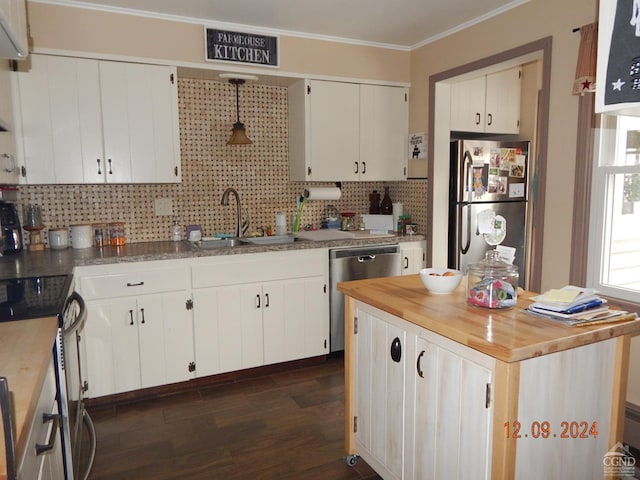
[63,291,87,335]
[0,377,17,480]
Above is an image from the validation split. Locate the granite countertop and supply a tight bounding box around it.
[338,274,640,363]
[0,234,425,280]
[0,317,59,480]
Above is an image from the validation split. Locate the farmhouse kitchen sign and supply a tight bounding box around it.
[205,28,279,67]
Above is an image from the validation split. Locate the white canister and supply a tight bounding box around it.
[275,211,287,236]
[48,228,69,249]
[70,224,93,249]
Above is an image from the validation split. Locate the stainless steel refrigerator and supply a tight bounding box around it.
[448,139,529,286]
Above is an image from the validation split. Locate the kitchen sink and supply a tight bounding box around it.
[191,235,300,250]
[192,238,244,249]
[239,235,298,245]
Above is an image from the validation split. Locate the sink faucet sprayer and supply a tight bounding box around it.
[220,188,249,237]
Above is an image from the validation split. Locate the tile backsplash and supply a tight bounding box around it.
[16,76,427,245]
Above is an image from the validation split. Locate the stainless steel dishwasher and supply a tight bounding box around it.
[329,244,401,352]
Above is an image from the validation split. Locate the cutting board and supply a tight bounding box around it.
[294,230,356,241]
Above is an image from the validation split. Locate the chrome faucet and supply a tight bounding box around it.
[220,187,248,238]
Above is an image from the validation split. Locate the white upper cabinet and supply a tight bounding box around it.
[14,54,181,184]
[289,79,408,182]
[596,0,640,116]
[0,58,18,184]
[359,84,409,181]
[450,67,521,134]
[0,0,28,59]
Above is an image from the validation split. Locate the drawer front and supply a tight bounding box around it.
[80,268,187,300]
[18,357,57,480]
[192,249,328,289]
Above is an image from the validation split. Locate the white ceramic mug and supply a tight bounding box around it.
[48,228,69,249]
[70,224,93,249]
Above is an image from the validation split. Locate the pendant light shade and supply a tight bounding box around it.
[227,78,252,145]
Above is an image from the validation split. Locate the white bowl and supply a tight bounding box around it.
[419,268,463,294]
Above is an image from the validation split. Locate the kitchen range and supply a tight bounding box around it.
[0,274,95,480]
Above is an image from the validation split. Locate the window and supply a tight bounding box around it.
[587,114,640,303]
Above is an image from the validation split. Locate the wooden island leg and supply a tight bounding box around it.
[344,295,357,456]
[491,359,520,479]
[609,334,631,449]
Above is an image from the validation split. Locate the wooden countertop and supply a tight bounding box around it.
[338,275,640,363]
[0,317,58,480]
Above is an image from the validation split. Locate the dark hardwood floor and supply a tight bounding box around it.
[86,356,382,480]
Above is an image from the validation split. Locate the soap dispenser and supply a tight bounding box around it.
[171,219,182,241]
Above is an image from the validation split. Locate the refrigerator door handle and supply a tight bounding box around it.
[462,150,473,203]
[460,203,472,255]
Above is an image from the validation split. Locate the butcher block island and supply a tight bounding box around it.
[338,274,640,480]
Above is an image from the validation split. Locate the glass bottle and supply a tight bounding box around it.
[380,186,393,214]
[369,190,381,214]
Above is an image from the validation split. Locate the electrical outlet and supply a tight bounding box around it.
[154,197,173,216]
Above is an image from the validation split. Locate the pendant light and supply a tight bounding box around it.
[227,78,252,145]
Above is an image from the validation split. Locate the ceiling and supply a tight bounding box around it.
[40,0,529,49]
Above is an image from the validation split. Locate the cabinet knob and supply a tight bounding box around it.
[140,308,145,324]
[96,159,102,175]
[475,112,481,125]
[107,158,113,175]
[362,162,366,174]
[404,256,409,269]
[487,113,493,126]
[354,162,358,174]
[129,310,134,325]
[256,294,261,309]
[265,293,270,308]
[390,337,402,363]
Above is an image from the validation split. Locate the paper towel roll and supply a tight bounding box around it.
[392,203,403,231]
[303,187,341,201]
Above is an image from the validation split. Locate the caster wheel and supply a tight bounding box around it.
[345,454,358,467]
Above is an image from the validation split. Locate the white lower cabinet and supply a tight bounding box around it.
[406,335,493,479]
[84,291,193,397]
[400,240,425,275]
[76,249,330,398]
[353,305,406,480]
[352,302,494,479]
[191,249,329,378]
[18,356,65,480]
[77,264,194,398]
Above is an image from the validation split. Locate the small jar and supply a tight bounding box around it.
[466,250,519,309]
[108,222,126,246]
[93,223,109,248]
[398,214,411,234]
[341,212,356,231]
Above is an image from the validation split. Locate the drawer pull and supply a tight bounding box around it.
[35,413,59,455]
[126,281,145,287]
[416,350,425,378]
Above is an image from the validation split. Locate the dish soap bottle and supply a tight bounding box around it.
[171,219,182,242]
[380,186,393,214]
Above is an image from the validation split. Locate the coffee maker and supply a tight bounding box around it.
[0,200,23,254]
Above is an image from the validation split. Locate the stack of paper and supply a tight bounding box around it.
[525,285,637,326]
